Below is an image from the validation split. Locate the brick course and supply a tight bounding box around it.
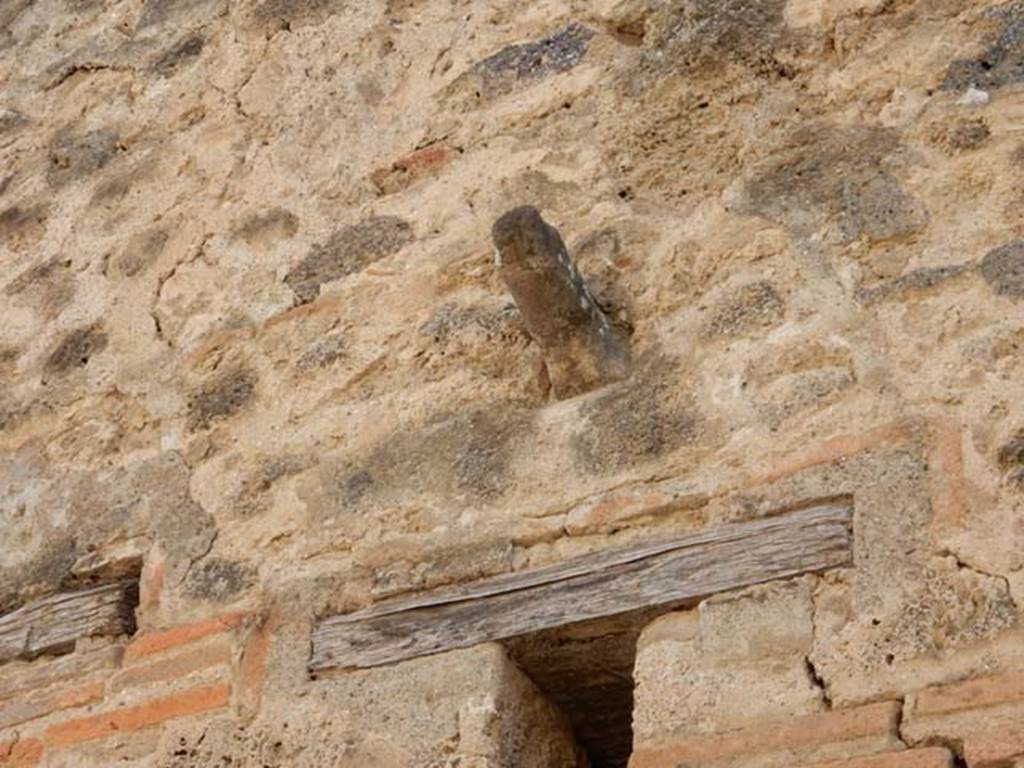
[0,738,43,767]
[0,647,120,701]
[44,682,230,747]
[0,680,104,729]
[123,613,246,662]
[964,724,1024,768]
[109,638,232,693]
[806,747,955,768]
[629,701,902,768]
[912,671,1024,716]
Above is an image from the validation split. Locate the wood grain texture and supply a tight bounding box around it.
[0,581,138,664]
[311,502,853,672]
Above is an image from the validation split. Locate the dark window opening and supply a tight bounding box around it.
[504,607,666,768]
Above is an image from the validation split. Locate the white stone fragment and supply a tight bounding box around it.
[956,87,991,106]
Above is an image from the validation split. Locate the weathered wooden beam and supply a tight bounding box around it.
[310,502,853,672]
[0,581,138,664]
[493,205,631,398]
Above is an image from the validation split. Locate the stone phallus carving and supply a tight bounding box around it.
[492,206,631,399]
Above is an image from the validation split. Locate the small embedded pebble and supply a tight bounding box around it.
[956,87,991,106]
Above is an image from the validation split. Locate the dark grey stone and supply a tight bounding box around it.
[285,216,413,304]
[979,240,1024,298]
[941,3,1024,91]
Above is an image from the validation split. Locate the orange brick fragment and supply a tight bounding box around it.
[138,550,166,613]
[236,614,274,716]
[927,416,969,532]
[123,613,246,661]
[746,421,914,487]
[0,739,44,767]
[913,671,1024,716]
[55,681,105,709]
[391,144,451,174]
[44,682,230,747]
[369,144,454,193]
[629,701,901,768]
[807,746,954,768]
[964,723,1024,767]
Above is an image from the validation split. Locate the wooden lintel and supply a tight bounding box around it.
[310,502,853,672]
[0,581,139,664]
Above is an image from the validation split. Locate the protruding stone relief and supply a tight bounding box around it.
[492,206,631,399]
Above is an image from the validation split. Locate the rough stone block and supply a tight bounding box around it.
[632,579,824,745]
[964,724,1024,768]
[153,643,583,767]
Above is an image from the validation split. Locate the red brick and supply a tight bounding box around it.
[927,416,969,533]
[964,724,1024,767]
[138,550,165,614]
[913,672,1024,717]
[236,613,274,716]
[629,701,901,768]
[123,613,246,661]
[0,681,104,730]
[565,483,707,535]
[44,682,230,747]
[807,746,954,768]
[0,739,44,766]
[745,421,914,487]
[369,144,454,193]
[109,638,232,692]
[391,144,451,174]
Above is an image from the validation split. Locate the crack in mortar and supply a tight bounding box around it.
[807,574,837,709]
[44,63,137,91]
[180,511,220,588]
[804,654,833,709]
[938,546,1020,612]
[897,693,969,767]
[150,232,213,349]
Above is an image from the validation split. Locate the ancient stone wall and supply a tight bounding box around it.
[1,0,1023,765]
